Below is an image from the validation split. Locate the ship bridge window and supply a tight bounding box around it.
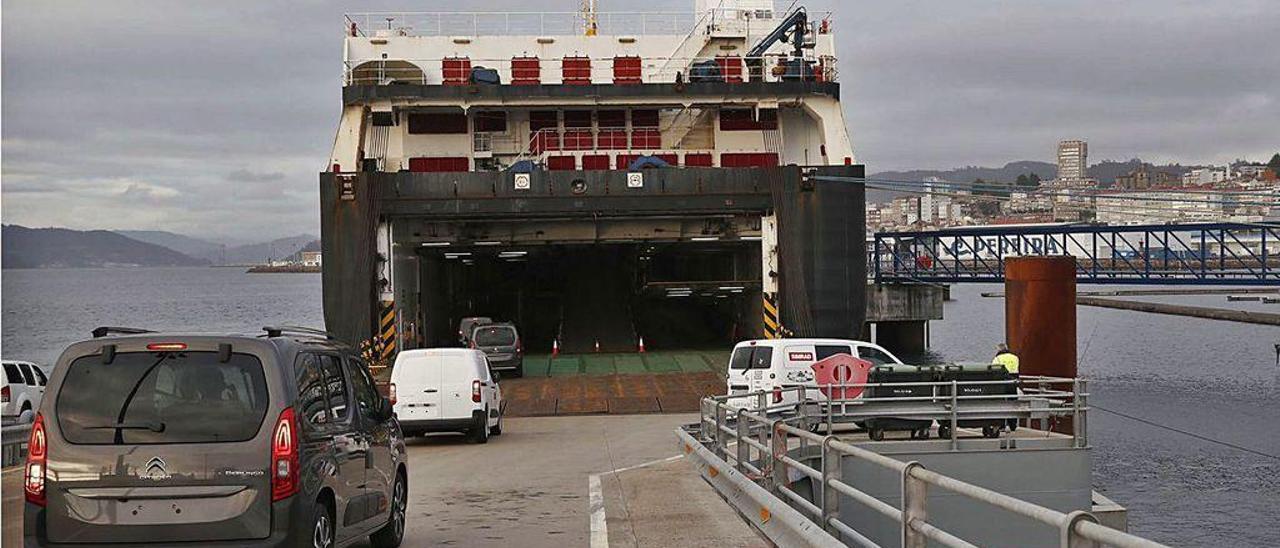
[530,111,558,131]
[408,112,467,134]
[598,110,625,128]
[474,112,508,133]
[564,110,593,128]
[719,108,778,131]
[631,109,659,128]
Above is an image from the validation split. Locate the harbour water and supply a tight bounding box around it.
[2,267,1277,545]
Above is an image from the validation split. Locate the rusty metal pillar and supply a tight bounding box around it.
[1005,256,1077,432]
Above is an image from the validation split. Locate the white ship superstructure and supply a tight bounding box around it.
[330,0,853,175]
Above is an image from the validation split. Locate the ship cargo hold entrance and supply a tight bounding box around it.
[417,231,761,353]
[320,166,866,362]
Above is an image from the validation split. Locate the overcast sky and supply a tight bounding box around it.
[3,0,1277,241]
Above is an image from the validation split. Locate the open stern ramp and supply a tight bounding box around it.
[676,377,1169,548]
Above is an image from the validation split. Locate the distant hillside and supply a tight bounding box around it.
[869,161,1056,203]
[285,239,322,263]
[2,225,209,269]
[115,230,224,261]
[113,230,318,265]
[223,234,317,265]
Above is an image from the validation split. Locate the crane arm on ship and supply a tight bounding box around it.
[746,7,809,60]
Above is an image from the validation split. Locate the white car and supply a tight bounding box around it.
[390,348,504,443]
[724,338,903,408]
[2,360,50,424]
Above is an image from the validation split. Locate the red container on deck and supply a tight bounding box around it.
[684,153,714,167]
[597,129,628,149]
[716,56,744,83]
[511,56,541,85]
[630,128,661,149]
[612,56,642,85]
[582,154,610,170]
[442,57,471,86]
[720,152,779,168]
[409,157,470,172]
[562,56,592,85]
[562,129,595,150]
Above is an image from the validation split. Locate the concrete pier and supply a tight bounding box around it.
[1076,296,1280,326]
[865,283,945,356]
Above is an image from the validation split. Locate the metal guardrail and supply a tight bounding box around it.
[342,54,839,87]
[343,9,778,37]
[2,423,33,467]
[688,377,1169,548]
[869,222,1280,285]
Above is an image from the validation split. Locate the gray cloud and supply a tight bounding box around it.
[3,0,1277,241]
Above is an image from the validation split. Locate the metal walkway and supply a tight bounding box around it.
[870,222,1280,285]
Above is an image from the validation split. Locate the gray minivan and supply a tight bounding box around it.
[24,326,408,548]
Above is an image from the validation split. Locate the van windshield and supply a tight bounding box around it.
[473,326,516,347]
[56,351,269,445]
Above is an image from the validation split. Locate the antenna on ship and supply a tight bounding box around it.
[581,0,599,36]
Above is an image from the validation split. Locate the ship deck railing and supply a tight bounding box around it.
[342,54,838,87]
[681,376,1171,548]
[343,9,782,37]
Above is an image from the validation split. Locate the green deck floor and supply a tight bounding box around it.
[519,350,729,377]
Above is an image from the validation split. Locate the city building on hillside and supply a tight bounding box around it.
[1056,139,1088,181]
[1182,167,1228,186]
[1095,189,1225,224]
[1114,164,1179,190]
[1236,165,1272,179]
[301,251,323,267]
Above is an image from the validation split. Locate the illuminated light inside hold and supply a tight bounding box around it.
[498,251,528,258]
[444,252,472,258]
[738,235,763,241]
[718,286,745,291]
[690,236,720,241]
[473,241,502,246]
[421,241,451,247]
[146,343,188,351]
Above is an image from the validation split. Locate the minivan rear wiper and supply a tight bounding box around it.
[85,421,166,433]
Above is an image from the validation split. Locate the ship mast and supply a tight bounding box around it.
[581,0,598,36]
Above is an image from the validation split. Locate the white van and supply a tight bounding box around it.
[725,338,903,407]
[390,348,504,443]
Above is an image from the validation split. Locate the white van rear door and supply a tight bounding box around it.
[440,353,482,420]
[394,353,442,421]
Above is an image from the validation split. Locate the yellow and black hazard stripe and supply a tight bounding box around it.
[762,293,780,339]
[378,300,397,360]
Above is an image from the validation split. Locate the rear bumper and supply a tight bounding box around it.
[488,357,523,371]
[25,496,309,547]
[399,416,477,434]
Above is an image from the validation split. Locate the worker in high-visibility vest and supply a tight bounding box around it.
[992,343,1019,374]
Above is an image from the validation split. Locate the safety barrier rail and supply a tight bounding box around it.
[342,54,838,87]
[688,377,1169,548]
[343,9,779,37]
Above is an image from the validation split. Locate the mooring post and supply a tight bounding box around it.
[1005,256,1077,433]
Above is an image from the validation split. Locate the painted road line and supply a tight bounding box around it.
[588,455,684,548]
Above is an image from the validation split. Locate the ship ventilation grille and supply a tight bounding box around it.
[365,123,390,168]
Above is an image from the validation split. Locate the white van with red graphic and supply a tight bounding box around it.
[724,339,902,408]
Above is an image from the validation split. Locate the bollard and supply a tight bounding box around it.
[901,462,928,548]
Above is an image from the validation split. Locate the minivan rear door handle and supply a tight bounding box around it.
[423,389,438,393]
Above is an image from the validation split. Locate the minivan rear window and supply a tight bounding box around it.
[473,326,516,347]
[57,352,269,445]
[730,347,773,370]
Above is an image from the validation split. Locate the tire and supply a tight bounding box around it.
[18,404,34,425]
[470,411,490,444]
[982,425,1000,438]
[307,501,334,548]
[369,473,406,548]
[869,428,884,441]
[937,425,953,440]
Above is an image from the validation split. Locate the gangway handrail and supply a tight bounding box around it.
[685,376,1169,548]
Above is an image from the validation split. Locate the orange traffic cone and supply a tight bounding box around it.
[594,340,601,352]
[638,336,646,353]
[552,338,560,358]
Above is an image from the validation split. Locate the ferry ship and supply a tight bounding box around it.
[322,0,870,359]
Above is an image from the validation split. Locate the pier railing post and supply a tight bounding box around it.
[1060,510,1100,548]
[770,420,787,493]
[901,462,928,548]
[821,437,842,536]
[714,404,727,461]
[736,409,749,473]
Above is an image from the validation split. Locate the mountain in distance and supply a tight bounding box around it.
[2,225,210,269]
[114,230,318,265]
[115,230,224,261]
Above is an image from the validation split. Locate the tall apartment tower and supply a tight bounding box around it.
[1057,140,1088,181]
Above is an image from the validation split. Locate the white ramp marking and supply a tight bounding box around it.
[588,455,683,548]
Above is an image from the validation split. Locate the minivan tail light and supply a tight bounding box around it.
[271,408,300,502]
[1,385,9,403]
[146,342,188,351]
[772,386,783,404]
[472,380,482,403]
[25,413,47,506]
[389,383,397,405]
